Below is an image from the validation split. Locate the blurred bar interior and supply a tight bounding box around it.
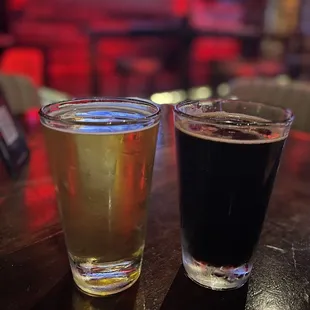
[0,0,309,105]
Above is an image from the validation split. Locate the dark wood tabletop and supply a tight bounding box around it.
[1,105,310,310]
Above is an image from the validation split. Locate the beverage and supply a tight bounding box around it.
[40,99,160,296]
[174,100,293,290]
[176,115,285,266]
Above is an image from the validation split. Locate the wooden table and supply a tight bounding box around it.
[1,105,310,309]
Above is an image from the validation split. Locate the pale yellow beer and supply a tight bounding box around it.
[40,98,160,296]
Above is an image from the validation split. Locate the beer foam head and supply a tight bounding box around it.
[175,112,288,144]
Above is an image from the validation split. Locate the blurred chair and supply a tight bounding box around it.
[210,58,284,96]
[98,36,183,96]
[0,48,44,86]
[191,37,241,90]
[0,74,41,114]
[116,57,162,96]
[229,77,310,132]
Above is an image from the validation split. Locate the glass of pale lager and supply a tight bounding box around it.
[39,98,160,296]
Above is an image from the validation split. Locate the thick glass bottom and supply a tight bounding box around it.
[182,251,252,290]
[69,254,142,296]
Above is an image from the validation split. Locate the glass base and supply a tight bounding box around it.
[182,252,251,291]
[69,254,141,296]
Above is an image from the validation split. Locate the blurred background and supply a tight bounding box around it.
[0,0,309,104]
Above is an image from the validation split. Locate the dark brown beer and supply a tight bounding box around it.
[176,114,286,267]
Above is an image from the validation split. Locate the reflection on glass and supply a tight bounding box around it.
[72,281,145,310]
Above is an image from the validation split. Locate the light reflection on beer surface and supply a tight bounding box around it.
[74,123,150,134]
[54,107,157,134]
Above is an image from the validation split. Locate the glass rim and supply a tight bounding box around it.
[39,97,161,127]
[174,99,294,127]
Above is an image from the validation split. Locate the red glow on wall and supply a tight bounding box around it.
[9,0,27,11]
[173,0,188,17]
[193,38,240,61]
[0,48,44,86]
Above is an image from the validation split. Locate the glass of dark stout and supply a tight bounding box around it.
[174,99,294,291]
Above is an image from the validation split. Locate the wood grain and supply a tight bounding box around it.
[1,105,310,309]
